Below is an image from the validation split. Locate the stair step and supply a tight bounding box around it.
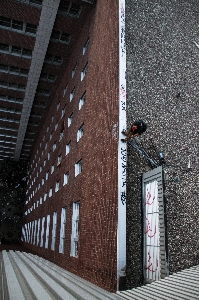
[2,250,121,300]
[2,251,25,300]
[24,252,119,300]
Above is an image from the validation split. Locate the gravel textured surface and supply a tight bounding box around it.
[126,0,199,289]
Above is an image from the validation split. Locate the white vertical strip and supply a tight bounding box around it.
[118,0,126,290]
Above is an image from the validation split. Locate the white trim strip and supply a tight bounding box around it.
[117,0,126,290]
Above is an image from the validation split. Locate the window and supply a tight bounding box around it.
[0,81,26,91]
[66,141,71,155]
[72,64,77,78]
[48,152,50,160]
[45,142,48,150]
[44,160,46,166]
[68,113,73,127]
[0,17,37,36]
[33,220,37,245]
[70,202,80,257]
[51,165,54,174]
[81,62,88,81]
[45,54,63,65]
[75,160,82,177]
[26,23,37,34]
[37,218,40,246]
[63,85,68,97]
[63,172,69,185]
[59,207,66,253]
[45,214,50,249]
[0,95,23,104]
[49,187,52,197]
[12,19,23,31]
[40,196,42,204]
[0,43,9,53]
[30,0,43,5]
[0,43,32,58]
[60,129,64,141]
[51,212,57,251]
[55,181,60,192]
[57,102,60,111]
[0,17,10,28]
[83,38,89,55]
[77,124,84,142]
[55,122,58,131]
[47,126,49,132]
[40,166,42,172]
[38,183,41,190]
[31,221,34,244]
[70,87,75,101]
[36,88,50,97]
[42,178,44,185]
[57,155,62,166]
[40,72,56,82]
[0,64,29,77]
[40,216,45,247]
[50,133,52,140]
[62,106,66,117]
[50,30,71,44]
[53,142,56,151]
[79,91,86,110]
[44,193,47,201]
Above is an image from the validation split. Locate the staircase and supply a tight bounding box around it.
[117,265,199,300]
[1,250,199,300]
[0,250,121,300]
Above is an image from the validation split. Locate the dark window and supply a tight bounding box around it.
[59,0,70,13]
[18,84,26,91]
[15,97,23,103]
[22,48,32,57]
[10,66,20,74]
[30,0,43,5]
[60,32,70,42]
[51,30,60,40]
[43,89,50,96]
[0,17,11,28]
[69,3,81,16]
[0,43,9,52]
[48,74,56,81]
[0,64,8,71]
[45,54,53,62]
[11,46,21,55]
[40,73,48,80]
[54,56,62,64]
[12,20,23,30]
[20,68,29,76]
[26,23,37,34]
[9,83,18,89]
[0,81,7,87]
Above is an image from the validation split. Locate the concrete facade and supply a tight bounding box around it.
[126,0,199,289]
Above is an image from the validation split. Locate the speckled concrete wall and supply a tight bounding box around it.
[126,0,199,289]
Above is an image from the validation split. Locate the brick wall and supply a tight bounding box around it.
[22,0,119,292]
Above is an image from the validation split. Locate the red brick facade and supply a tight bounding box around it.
[21,0,119,292]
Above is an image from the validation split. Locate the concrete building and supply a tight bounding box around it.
[0,0,198,295]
